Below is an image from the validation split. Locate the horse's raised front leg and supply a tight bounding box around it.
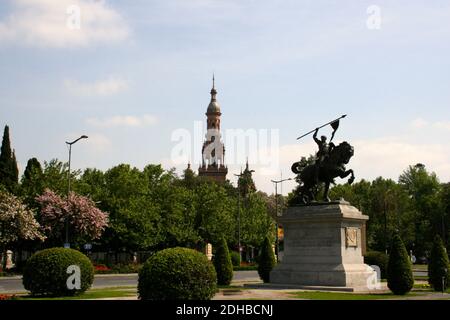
[340,169,355,184]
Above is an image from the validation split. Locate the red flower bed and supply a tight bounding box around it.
[0,294,17,300]
[94,264,111,272]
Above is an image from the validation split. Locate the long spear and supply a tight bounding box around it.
[296,114,347,140]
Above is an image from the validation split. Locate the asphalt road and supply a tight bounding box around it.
[0,270,428,294]
[0,271,261,293]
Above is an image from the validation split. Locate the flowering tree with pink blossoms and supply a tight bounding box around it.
[0,190,45,269]
[36,189,108,246]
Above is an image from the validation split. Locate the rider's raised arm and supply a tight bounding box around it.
[313,128,320,145]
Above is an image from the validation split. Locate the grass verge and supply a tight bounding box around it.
[17,287,137,300]
[289,291,419,300]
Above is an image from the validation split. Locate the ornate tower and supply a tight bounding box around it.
[198,76,228,182]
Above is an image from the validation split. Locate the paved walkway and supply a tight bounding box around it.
[3,270,449,300]
[97,288,450,301]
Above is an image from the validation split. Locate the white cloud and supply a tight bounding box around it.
[0,0,130,48]
[410,118,450,132]
[352,138,450,181]
[84,133,112,151]
[64,76,128,96]
[411,118,429,129]
[86,115,158,128]
[433,121,450,131]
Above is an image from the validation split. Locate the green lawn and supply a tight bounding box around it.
[412,264,428,271]
[17,287,137,300]
[289,291,419,300]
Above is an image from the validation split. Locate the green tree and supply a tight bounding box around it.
[241,192,275,247]
[145,165,199,248]
[258,237,276,282]
[330,177,415,253]
[20,158,44,208]
[40,159,77,195]
[76,168,106,201]
[180,164,197,189]
[428,235,450,291]
[399,164,441,257]
[257,236,276,283]
[11,151,18,187]
[0,125,18,193]
[438,183,450,247]
[387,233,414,295]
[99,164,162,252]
[194,180,236,246]
[213,236,233,285]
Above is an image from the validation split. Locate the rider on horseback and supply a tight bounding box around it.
[313,128,335,184]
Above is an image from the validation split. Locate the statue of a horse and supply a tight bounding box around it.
[291,141,355,204]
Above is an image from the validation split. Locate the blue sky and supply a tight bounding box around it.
[0,0,449,194]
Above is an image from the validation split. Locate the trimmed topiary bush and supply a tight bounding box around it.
[138,247,217,300]
[387,233,414,295]
[213,237,233,285]
[428,235,450,291]
[230,251,240,267]
[364,251,389,279]
[257,237,276,283]
[23,248,94,296]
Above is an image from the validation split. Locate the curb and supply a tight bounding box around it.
[0,276,22,280]
[94,273,138,278]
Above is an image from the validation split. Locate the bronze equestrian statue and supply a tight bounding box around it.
[292,116,355,204]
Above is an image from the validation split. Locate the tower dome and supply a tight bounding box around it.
[206,75,221,114]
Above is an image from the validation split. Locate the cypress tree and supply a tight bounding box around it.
[0,126,12,162]
[213,236,233,285]
[387,233,414,295]
[11,150,19,185]
[428,235,450,291]
[257,236,276,283]
[21,158,44,208]
[23,158,42,181]
[0,125,18,192]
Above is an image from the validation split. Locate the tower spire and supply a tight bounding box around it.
[210,74,217,101]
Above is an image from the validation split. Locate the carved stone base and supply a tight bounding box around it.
[270,201,378,292]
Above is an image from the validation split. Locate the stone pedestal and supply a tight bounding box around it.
[270,201,377,292]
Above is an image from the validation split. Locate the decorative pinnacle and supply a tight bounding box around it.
[210,73,217,100]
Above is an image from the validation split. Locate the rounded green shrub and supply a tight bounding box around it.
[257,237,276,283]
[387,233,414,295]
[230,251,240,267]
[428,235,450,291]
[138,247,217,300]
[213,237,233,285]
[23,248,94,296]
[364,251,388,279]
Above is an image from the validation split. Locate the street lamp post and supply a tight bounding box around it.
[234,173,243,265]
[271,178,292,262]
[65,135,88,248]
